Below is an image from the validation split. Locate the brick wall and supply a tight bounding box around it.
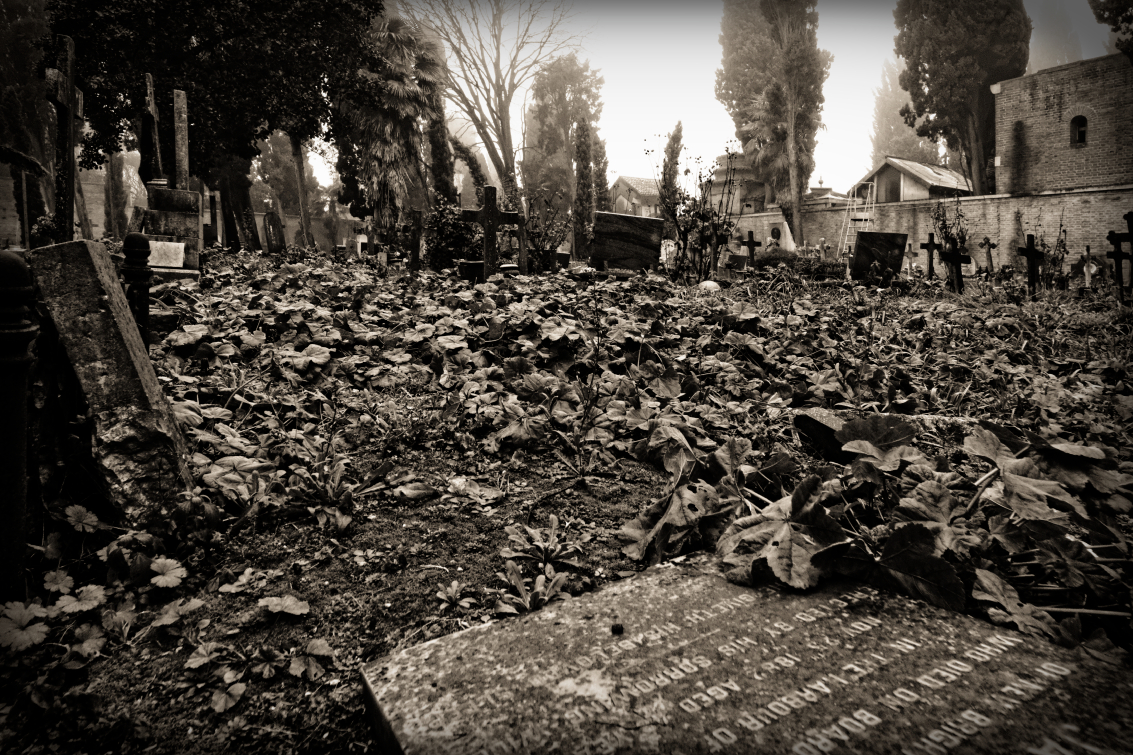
[995,54,1133,194]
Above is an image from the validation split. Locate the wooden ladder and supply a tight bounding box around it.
[838,182,875,272]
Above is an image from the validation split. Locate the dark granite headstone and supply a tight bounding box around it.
[851,232,908,281]
[590,212,663,271]
[361,560,1132,754]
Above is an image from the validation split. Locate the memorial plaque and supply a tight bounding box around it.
[362,559,1133,755]
[148,240,185,268]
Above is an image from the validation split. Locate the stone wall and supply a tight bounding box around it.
[727,185,1132,271]
[995,54,1133,195]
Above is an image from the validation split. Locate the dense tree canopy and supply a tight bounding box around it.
[870,58,941,168]
[714,0,776,142]
[1088,0,1133,64]
[894,0,1031,195]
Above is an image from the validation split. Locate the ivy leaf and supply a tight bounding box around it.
[1001,472,1084,521]
[44,570,73,594]
[65,505,100,533]
[72,624,106,658]
[288,654,325,681]
[305,638,334,657]
[875,524,965,611]
[211,682,246,713]
[894,481,976,556]
[150,558,188,588]
[963,426,1013,464]
[972,569,1055,639]
[258,595,310,615]
[620,481,730,564]
[0,617,49,651]
[392,482,439,501]
[301,343,333,365]
[151,598,207,628]
[56,585,107,614]
[834,415,917,450]
[185,641,230,669]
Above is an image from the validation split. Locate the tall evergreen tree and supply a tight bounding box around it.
[592,127,610,213]
[894,0,1031,195]
[1088,0,1133,65]
[870,58,941,167]
[658,121,684,241]
[572,111,594,255]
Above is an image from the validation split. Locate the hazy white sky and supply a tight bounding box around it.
[313,0,1114,196]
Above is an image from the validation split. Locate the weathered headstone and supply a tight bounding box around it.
[589,211,664,271]
[939,241,972,295]
[263,211,286,255]
[27,240,192,522]
[1018,234,1044,300]
[361,559,1133,755]
[920,234,942,281]
[851,232,908,282]
[462,186,519,275]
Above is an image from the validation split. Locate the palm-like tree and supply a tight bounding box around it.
[334,16,445,227]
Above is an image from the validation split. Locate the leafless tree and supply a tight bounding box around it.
[405,0,579,209]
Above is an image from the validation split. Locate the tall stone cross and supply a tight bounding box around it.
[45,35,76,240]
[1106,212,1133,306]
[920,233,942,280]
[1017,234,1044,299]
[461,186,519,275]
[743,231,762,262]
[979,236,997,273]
[939,240,972,294]
[141,73,165,184]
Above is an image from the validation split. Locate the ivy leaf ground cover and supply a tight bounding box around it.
[1,249,1131,753]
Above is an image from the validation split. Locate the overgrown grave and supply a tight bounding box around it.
[26,238,192,523]
[1106,210,1132,305]
[126,77,202,283]
[363,556,1132,755]
[460,185,520,282]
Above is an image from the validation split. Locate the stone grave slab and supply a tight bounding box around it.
[27,239,193,522]
[361,559,1133,755]
[590,211,664,271]
[851,232,908,281]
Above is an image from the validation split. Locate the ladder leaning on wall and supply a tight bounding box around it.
[837,182,875,275]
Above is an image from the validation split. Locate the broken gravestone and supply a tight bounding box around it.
[361,558,1133,754]
[589,211,664,271]
[27,239,192,522]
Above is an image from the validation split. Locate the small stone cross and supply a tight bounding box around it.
[939,240,972,294]
[742,231,762,262]
[1017,234,1044,299]
[462,186,519,275]
[920,233,942,280]
[979,236,997,273]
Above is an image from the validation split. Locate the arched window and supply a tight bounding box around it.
[1071,115,1087,145]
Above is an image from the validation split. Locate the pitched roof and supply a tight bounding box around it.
[854,157,972,193]
[613,176,660,198]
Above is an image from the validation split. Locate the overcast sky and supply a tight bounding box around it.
[313,0,1114,196]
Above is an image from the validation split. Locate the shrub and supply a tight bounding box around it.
[424,200,480,271]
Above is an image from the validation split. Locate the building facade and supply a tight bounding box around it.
[609,176,661,218]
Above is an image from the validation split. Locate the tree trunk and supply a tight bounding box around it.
[966,110,986,195]
[289,132,314,248]
[785,114,804,247]
[218,160,262,252]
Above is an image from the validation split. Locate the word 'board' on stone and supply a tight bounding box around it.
[589,211,664,271]
[27,240,192,523]
[851,231,908,281]
[362,558,1133,755]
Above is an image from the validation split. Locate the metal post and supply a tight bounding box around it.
[0,250,39,600]
[122,232,152,346]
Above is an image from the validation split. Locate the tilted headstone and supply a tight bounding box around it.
[589,211,664,271]
[27,240,192,523]
[263,211,286,255]
[361,560,1133,755]
[850,232,908,282]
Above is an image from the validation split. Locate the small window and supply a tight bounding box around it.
[1071,115,1087,145]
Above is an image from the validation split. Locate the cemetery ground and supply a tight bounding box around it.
[2,248,1132,754]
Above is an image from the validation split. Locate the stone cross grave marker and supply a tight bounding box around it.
[361,559,1133,755]
[939,240,972,294]
[920,233,942,281]
[979,237,997,273]
[45,35,77,240]
[462,185,519,275]
[589,211,664,271]
[27,240,192,523]
[1106,210,1132,305]
[743,231,762,263]
[1018,234,1044,299]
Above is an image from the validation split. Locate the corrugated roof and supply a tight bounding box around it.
[853,157,972,193]
[614,176,660,198]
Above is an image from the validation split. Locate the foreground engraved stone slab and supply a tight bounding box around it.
[362,559,1133,755]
